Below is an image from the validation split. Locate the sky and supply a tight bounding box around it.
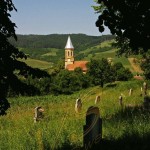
[12,0,110,36]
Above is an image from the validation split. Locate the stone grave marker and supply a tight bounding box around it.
[143,81,148,96]
[119,95,123,107]
[95,95,100,104]
[129,88,133,96]
[143,96,150,110]
[34,106,44,123]
[83,106,102,149]
[75,98,82,113]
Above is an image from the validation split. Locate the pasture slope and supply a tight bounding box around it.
[0,80,150,150]
[19,39,143,75]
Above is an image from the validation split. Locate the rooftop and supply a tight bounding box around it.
[66,61,88,71]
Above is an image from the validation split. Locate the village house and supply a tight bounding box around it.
[65,36,88,73]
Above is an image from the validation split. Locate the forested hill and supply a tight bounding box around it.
[10,34,114,51]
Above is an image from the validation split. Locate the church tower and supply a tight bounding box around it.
[65,36,74,68]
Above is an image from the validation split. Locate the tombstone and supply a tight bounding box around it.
[95,95,100,104]
[34,106,44,123]
[143,96,150,110]
[83,106,102,149]
[119,95,123,107]
[129,88,133,96]
[75,98,82,113]
[143,81,148,96]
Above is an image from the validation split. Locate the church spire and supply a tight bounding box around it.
[65,36,74,49]
[65,36,74,68]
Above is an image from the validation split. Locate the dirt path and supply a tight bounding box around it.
[128,58,143,73]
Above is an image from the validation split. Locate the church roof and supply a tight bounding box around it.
[66,61,88,71]
[65,36,74,49]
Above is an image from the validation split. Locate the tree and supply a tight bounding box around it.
[141,50,150,80]
[0,0,50,115]
[113,62,133,81]
[87,58,115,87]
[93,0,150,55]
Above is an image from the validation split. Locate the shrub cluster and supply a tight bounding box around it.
[7,59,133,97]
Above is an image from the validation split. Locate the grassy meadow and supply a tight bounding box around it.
[0,80,150,150]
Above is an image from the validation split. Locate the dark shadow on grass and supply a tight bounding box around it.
[90,132,150,150]
[46,105,150,150]
[113,105,150,120]
[45,133,150,150]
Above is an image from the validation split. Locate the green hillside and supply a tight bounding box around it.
[0,80,149,149]
[14,34,142,74]
[18,58,53,70]
[10,34,114,50]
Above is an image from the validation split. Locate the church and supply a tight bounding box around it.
[65,36,88,73]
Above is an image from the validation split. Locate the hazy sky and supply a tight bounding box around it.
[12,0,110,36]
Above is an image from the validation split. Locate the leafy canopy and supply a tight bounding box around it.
[93,0,150,55]
[0,0,49,115]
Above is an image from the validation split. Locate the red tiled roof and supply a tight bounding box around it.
[134,75,144,80]
[66,61,88,71]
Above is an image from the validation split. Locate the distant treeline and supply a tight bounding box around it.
[10,34,115,51]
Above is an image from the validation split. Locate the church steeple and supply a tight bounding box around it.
[65,36,74,68]
[65,36,74,49]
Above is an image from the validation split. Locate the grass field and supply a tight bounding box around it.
[0,80,150,150]
[18,39,143,75]
[18,58,53,70]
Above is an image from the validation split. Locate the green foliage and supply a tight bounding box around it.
[10,34,114,51]
[94,0,150,54]
[0,0,52,115]
[51,69,91,95]
[0,0,25,115]
[113,62,133,81]
[141,50,150,79]
[87,58,115,87]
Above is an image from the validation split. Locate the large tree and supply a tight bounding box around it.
[0,0,49,115]
[87,58,115,87]
[93,0,150,55]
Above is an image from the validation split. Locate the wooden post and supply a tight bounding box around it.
[83,106,102,149]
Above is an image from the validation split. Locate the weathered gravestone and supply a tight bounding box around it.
[143,81,148,96]
[140,87,143,96]
[129,88,133,96]
[95,95,100,104]
[34,106,44,123]
[119,95,123,107]
[143,96,150,110]
[83,106,102,149]
[75,98,82,113]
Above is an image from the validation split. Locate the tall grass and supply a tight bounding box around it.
[0,80,150,150]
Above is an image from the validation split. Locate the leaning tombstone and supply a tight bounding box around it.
[95,95,100,104]
[140,87,143,96]
[143,96,150,110]
[129,88,133,96]
[75,98,82,113]
[83,106,102,149]
[143,81,148,96]
[34,106,44,123]
[119,95,123,107]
